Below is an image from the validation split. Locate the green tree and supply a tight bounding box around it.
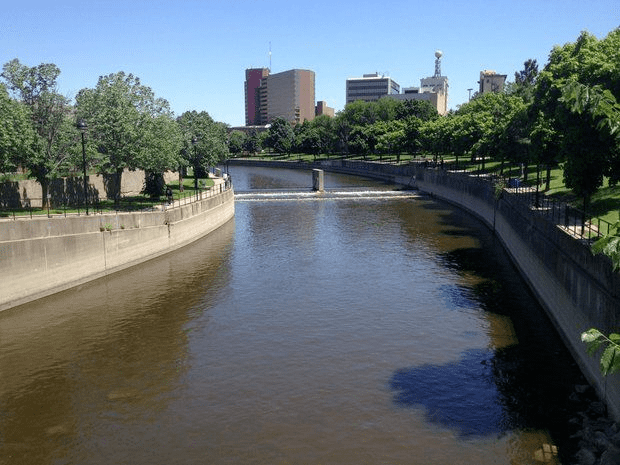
[177,110,229,190]
[244,128,261,155]
[532,28,620,205]
[76,72,180,200]
[1,59,78,205]
[0,83,35,172]
[265,117,294,155]
[228,130,246,156]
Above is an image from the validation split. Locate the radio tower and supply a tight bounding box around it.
[434,50,443,77]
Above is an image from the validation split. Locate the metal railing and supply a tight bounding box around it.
[0,180,232,220]
[502,182,615,240]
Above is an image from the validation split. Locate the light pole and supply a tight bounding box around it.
[77,120,89,214]
[192,136,198,191]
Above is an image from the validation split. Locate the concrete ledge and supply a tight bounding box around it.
[0,188,234,312]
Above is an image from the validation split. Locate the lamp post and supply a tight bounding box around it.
[77,120,89,214]
[192,136,198,191]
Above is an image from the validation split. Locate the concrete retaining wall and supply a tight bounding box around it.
[413,168,620,420]
[0,187,234,312]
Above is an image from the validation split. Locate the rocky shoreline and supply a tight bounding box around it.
[569,384,620,465]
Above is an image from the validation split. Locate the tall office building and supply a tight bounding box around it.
[345,73,400,104]
[245,68,270,126]
[245,68,316,125]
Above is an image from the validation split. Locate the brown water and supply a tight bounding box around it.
[0,167,585,464]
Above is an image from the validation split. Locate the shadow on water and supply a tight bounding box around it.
[389,200,587,460]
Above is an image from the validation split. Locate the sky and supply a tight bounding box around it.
[2,0,618,127]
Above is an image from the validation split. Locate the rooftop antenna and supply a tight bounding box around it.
[434,50,443,77]
[269,42,272,71]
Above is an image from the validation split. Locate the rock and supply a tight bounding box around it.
[575,447,597,465]
[589,401,607,416]
[611,431,620,447]
[594,430,613,452]
[575,384,592,394]
[599,445,620,465]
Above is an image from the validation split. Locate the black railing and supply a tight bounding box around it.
[0,181,232,220]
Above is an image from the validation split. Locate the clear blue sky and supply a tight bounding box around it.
[2,0,618,126]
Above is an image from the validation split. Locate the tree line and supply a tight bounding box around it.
[231,27,619,211]
[1,27,618,207]
[0,60,229,201]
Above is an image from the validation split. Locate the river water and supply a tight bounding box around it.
[0,166,586,464]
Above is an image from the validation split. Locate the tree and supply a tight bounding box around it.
[531,28,620,205]
[265,117,293,155]
[2,59,77,205]
[76,72,180,200]
[0,83,35,173]
[244,128,261,155]
[177,111,229,190]
[395,99,438,122]
[228,130,246,156]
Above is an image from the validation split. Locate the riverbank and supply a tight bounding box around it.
[0,182,234,312]
[229,158,620,425]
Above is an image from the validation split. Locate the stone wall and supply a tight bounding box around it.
[0,186,234,312]
[0,170,177,208]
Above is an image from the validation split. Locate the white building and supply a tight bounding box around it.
[388,51,449,115]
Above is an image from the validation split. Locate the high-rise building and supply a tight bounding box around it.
[345,73,400,104]
[245,68,316,125]
[478,70,507,94]
[245,68,270,126]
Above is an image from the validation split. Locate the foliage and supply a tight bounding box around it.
[581,328,620,376]
[75,72,181,200]
[177,110,229,188]
[0,83,35,172]
[592,221,620,271]
[265,117,294,155]
[1,59,78,203]
[228,130,246,155]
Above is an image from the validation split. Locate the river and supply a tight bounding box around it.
[0,165,586,464]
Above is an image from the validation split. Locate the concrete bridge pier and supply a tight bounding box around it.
[312,169,324,192]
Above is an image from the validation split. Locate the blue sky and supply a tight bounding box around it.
[2,1,618,126]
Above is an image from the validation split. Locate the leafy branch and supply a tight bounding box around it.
[581,329,620,376]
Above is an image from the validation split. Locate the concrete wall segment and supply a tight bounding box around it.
[0,187,234,312]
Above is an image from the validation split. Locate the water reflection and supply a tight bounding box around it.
[0,166,586,464]
[0,220,234,464]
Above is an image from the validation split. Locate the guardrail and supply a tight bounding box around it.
[0,180,232,220]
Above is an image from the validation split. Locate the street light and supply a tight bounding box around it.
[192,136,198,191]
[77,120,89,214]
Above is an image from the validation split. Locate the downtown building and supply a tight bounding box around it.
[244,68,316,126]
[388,51,449,115]
[345,73,401,104]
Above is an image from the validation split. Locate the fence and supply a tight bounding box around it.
[0,180,232,221]
[501,182,615,240]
